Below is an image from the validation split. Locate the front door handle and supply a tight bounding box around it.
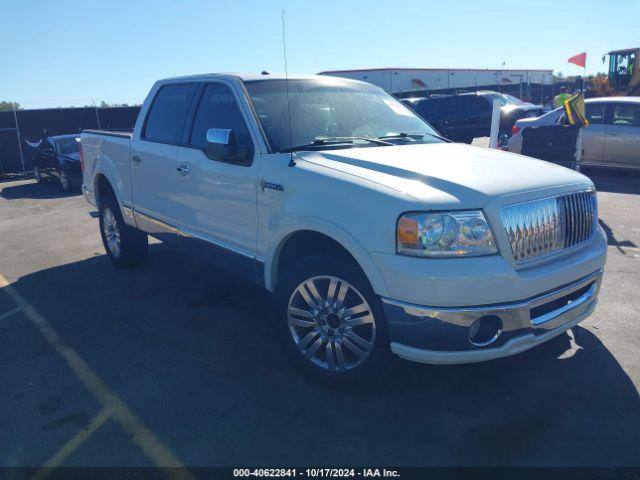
[131,154,142,164]
[176,162,191,178]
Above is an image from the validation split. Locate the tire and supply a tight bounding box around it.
[272,254,392,385]
[460,136,474,144]
[99,195,148,268]
[34,166,44,184]
[59,169,71,192]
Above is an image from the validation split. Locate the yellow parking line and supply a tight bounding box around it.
[0,274,194,480]
[31,407,113,480]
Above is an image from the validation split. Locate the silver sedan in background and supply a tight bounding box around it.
[509,97,640,169]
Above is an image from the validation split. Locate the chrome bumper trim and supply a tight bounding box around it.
[390,302,595,364]
[383,269,601,332]
[382,269,602,361]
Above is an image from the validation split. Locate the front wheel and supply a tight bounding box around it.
[272,255,391,384]
[99,196,148,268]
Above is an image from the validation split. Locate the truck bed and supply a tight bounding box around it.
[81,129,133,206]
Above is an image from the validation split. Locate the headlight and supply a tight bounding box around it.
[397,210,498,257]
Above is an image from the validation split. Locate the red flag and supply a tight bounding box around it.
[568,52,587,68]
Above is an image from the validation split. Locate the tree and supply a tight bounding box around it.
[99,101,131,108]
[0,101,20,111]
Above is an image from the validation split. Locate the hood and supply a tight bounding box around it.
[296,143,592,208]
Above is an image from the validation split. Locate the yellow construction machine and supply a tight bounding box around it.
[604,48,640,95]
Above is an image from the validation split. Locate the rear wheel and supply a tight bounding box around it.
[59,170,71,191]
[33,166,44,184]
[272,255,391,384]
[99,195,148,268]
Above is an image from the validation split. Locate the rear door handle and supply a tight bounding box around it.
[131,154,142,164]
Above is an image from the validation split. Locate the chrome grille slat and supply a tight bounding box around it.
[501,191,596,263]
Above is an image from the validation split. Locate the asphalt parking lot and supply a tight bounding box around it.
[0,166,639,475]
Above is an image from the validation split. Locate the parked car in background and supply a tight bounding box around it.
[81,73,605,383]
[33,134,82,191]
[509,97,640,169]
[402,91,543,143]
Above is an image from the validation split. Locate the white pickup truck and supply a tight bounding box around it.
[81,73,607,383]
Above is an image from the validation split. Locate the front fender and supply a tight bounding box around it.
[263,216,390,297]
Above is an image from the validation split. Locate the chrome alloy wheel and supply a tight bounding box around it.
[287,275,376,371]
[102,208,121,258]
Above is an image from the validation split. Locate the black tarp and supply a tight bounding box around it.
[521,125,580,169]
[0,106,140,175]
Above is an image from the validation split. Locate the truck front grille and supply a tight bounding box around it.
[500,190,596,263]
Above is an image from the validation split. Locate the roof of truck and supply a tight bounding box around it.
[159,72,370,84]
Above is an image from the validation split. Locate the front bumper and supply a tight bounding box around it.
[382,269,602,364]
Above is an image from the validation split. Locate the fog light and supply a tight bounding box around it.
[469,315,502,347]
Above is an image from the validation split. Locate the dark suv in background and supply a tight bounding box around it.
[402,91,543,143]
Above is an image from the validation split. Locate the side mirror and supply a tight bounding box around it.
[206,128,233,160]
[206,128,252,165]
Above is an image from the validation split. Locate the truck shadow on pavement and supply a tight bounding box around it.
[3,244,639,467]
[598,219,638,250]
[0,179,81,200]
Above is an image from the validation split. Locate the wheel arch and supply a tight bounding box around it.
[93,172,136,227]
[264,221,389,298]
[94,173,117,208]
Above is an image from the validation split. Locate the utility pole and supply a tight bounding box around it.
[12,104,26,173]
[91,99,101,129]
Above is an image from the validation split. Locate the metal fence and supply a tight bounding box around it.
[0,106,140,175]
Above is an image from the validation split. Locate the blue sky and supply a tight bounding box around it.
[1,0,636,108]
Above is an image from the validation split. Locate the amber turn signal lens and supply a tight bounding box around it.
[397,216,419,246]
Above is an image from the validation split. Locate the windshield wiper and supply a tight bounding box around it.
[280,136,393,153]
[379,131,451,143]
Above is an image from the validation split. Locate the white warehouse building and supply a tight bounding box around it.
[318,67,554,93]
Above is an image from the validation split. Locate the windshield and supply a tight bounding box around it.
[56,137,80,155]
[244,79,443,152]
[485,93,528,106]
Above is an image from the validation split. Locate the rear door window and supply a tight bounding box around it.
[466,96,490,114]
[143,84,195,143]
[611,104,640,127]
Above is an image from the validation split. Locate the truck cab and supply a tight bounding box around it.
[81,73,606,383]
